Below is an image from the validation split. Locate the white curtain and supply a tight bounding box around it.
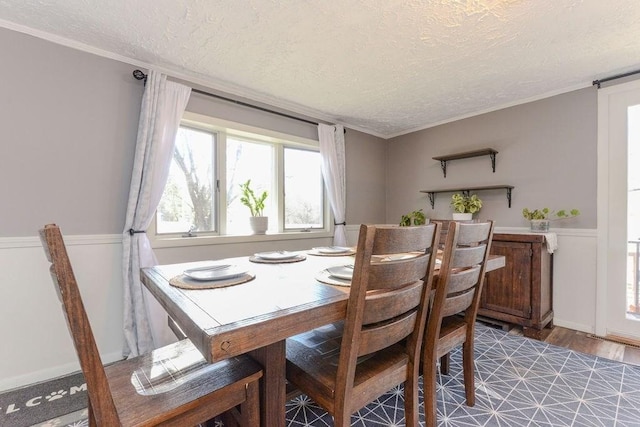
[318,123,347,246]
[122,71,191,357]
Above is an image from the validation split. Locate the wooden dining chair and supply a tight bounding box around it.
[422,220,494,427]
[286,223,440,427]
[40,224,263,427]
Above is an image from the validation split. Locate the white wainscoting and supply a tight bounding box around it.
[0,226,597,392]
[0,234,124,392]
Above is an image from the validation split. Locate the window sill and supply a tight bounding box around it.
[149,229,334,249]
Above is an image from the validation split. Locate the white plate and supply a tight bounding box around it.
[326,265,354,280]
[254,251,299,260]
[314,246,352,254]
[183,265,248,281]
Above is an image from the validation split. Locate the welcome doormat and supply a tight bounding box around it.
[0,371,86,427]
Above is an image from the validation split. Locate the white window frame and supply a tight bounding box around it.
[149,112,332,248]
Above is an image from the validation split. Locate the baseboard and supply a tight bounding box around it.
[0,350,122,393]
[552,318,594,334]
[587,334,640,349]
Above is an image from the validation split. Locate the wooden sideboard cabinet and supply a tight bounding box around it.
[479,233,553,339]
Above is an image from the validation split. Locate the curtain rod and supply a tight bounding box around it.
[132,69,319,126]
[592,69,640,89]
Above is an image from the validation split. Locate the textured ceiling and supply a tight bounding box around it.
[0,0,639,138]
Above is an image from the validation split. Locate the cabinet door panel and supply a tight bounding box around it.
[481,241,532,318]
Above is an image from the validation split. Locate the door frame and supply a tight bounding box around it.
[596,78,640,338]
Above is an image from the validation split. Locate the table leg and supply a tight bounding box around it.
[249,340,286,427]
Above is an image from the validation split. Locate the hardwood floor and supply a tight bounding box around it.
[508,325,640,367]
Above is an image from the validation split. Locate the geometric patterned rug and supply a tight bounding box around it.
[284,324,640,426]
[36,324,640,426]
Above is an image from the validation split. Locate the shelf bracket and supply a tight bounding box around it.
[506,187,512,208]
[439,160,447,178]
[490,152,496,173]
[427,192,435,209]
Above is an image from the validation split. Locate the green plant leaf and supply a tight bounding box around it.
[240,179,268,217]
[399,209,425,226]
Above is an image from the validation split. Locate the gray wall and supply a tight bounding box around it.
[386,88,597,229]
[0,27,142,237]
[345,129,387,225]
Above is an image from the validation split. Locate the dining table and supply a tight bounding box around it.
[141,248,505,427]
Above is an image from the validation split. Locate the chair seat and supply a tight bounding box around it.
[286,323,409,413]
[105,339,263,426]
[437,315,468,358]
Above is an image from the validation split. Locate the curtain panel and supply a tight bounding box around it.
[122,71,191,357]
[318,123,347,246]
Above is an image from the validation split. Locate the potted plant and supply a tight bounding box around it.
[240,179,269,234]
[400,209,427,226]
[522,207,580,232]
[450,193,482,220]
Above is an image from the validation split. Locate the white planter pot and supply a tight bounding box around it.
[249,216,268,234]
[530,219,550,232]
[452,213,473,221]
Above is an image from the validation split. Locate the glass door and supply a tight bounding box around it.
[627,105,640,320]
[597,80,640,340]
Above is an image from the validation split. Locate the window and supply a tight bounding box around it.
[155,113,328,240]
[225,137,274,235]
[157,126,216,234]
[284,147,324,230]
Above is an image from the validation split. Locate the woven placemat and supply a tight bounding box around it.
[315,270,351,287]
[307,249,356,257]
[249,254,307,264]
[169,272,255,289]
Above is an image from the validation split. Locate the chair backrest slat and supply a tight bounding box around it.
[446,266,481,294]
[362,280,424,325]
[39,224,120,424]
[371,226,435,254]
[455,222,492,245]
[441,291,476,318]
[452,245,487,268]
[358,310,418,357]
[366,256,431,290]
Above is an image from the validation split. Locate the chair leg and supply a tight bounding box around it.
[404,370,419,427]
[423,356,438,427]
[239,380,260,427]
[440,353,450,374]
[88,400,97,427]
[462,340,475,406]
[333,400,351,427]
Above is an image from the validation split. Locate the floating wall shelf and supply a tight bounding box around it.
[432,148,498,178]
[420,185,514,209]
